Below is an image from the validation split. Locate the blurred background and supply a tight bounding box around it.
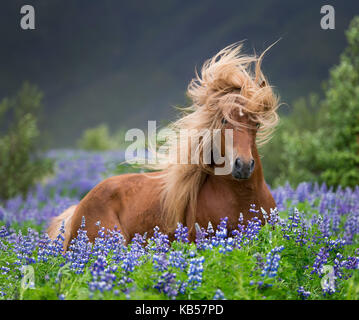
[1,0,359,202]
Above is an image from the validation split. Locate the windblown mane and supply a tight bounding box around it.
[147,42,280,232]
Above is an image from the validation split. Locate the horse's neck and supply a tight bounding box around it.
[251,145,265,184]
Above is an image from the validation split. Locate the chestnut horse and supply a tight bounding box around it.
[48,43,279,249]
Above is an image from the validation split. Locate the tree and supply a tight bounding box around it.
[321,17,359,187]
[0,82,53,200]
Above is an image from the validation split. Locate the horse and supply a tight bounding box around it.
[48,43,280,250]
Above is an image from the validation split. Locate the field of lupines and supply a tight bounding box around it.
[0,150,358,300]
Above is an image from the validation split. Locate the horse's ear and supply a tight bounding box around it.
[260,80,266,88]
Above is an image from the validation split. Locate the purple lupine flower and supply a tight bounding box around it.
[149,226,170,253]
[343,256,359,270]
[311,247,329,276]
[174,223,189,243]
[249,204,259,214]
[154,272,178,299]
[268,208,280,226]
[195,224,209,250]
[65,217,92,274]
[213,289,226,300]
[88,254,117,293]
[187,256,205,289]
[169,250,187,271]
[0,226,9,238]
[207,221,214,235]
[297,286,311,299]
[152,253,169,272]
[261,246,284,278]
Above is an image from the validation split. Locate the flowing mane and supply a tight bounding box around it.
[148,42,280,232]
[146,44,279,231]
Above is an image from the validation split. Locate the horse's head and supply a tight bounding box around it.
[188,43,281,180]
[220,110,259,180]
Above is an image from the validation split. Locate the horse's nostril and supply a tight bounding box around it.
[235,158,242,168]
[250,159,255,171]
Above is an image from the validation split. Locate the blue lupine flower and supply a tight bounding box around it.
[187,256,205,289]
[169,250,187,271]
[174,223,189,243]
[249,204,259,214]
[261,246,284,278]
[154,272,178,299]
[65,217,92,274]
[0,226,9,238]
[297,286,311,299]
[213,289,226,300]
[311,247,329,276]
[152,253,169,272]
[149,226,170,253]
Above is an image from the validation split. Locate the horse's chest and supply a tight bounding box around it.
[195,180,258,229]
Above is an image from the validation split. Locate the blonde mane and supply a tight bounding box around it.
[147,42,280,232]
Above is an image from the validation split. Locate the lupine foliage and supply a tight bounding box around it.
[0,151,358,300]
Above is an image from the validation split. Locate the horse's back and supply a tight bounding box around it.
[69,171,164,242]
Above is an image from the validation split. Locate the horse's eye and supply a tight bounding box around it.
[256,123,260,129]
[222,118,228,125]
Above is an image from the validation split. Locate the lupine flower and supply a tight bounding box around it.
[249,204,259,215]
[149,226,170,253]
[343,256,359,270]
[311,247,329,276]
[297,286,311,299]
[89,255,117,292]
[0,226,9,238]
[154,272,178,299]
[65,217,92,274]
[261,207,269,221]
[169,250,187,271]
[207,221,214,235]
[213,289,225,300]
[174,223,189,243]
[152,253,169,272]
[187,257,205,289]
[268,208,280,226]
[195,224,209,250]
[261,246,284,278]
[121,234,146,273]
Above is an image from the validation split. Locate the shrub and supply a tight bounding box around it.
[260,94,327,187]
[77,125,138,151]
[261,16,359,188]
[77,124,115,151]
[0,83,53,200]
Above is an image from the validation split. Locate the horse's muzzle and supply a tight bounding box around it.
[232,157,255,180]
